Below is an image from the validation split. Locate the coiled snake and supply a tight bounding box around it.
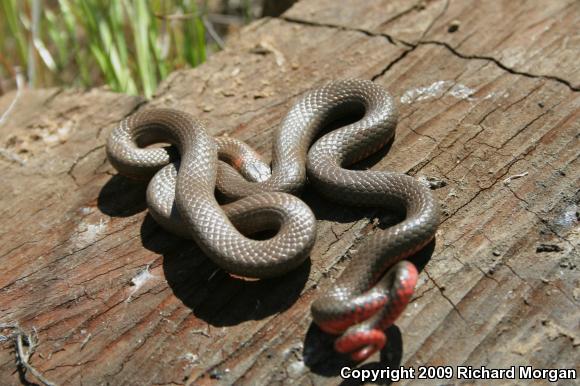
[106,79,440,362]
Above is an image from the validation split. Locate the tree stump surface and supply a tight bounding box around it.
[0,1,578,385]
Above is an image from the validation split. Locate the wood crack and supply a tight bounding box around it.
[278,16,579,92]
[423,269,468,323]
[67,145,106,187]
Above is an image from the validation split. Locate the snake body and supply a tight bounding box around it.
[106,79,440,361]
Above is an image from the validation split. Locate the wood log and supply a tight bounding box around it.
[1,1,578,384]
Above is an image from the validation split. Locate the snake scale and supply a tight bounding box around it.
[106,79,440,362]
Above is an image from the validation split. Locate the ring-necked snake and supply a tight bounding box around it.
[106,79,440,362]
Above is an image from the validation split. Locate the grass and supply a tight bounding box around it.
[0,0,211,98]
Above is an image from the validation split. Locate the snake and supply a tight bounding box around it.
[106,79,440,362]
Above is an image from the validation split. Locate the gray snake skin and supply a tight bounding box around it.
[106,79,440,361]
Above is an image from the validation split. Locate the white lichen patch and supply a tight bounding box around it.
[287,360,306,378]
[42,123,73,145]
[554,203,578,228]
[126,265,156,302]
[400,80,450,104]
[400,80,477,104]
[74,218,109,248]
[178,352,199,369]
[78,207,93,216]
[449,83,476,101]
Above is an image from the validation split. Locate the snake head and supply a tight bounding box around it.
[242,159,272,182]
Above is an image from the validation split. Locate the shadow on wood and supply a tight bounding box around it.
[98,176,311,327]
[303,323,403,386]
[97,174,148,217]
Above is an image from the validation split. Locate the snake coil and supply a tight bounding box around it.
[106,79,440,361]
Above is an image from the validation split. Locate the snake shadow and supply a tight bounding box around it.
[98,175,310,327]
[97,174,149,217]
[303,324,403,386]
[141,214,311,326]
[301,239,436,383]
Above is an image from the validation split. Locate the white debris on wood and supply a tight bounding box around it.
[74,218,108,248]
[250,40,287,67]
[126,265,155,302]
[400,80,476,104]
[0,147,26,165]
[503,171,529,185]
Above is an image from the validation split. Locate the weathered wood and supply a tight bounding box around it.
[285,0,580,90]
[1,1,578,385]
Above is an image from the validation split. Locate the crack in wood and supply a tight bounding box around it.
[67,145,105,187]
[279,16,580,92]
[423,269,468,323]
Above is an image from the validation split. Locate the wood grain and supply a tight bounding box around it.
[1,1,578,385]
